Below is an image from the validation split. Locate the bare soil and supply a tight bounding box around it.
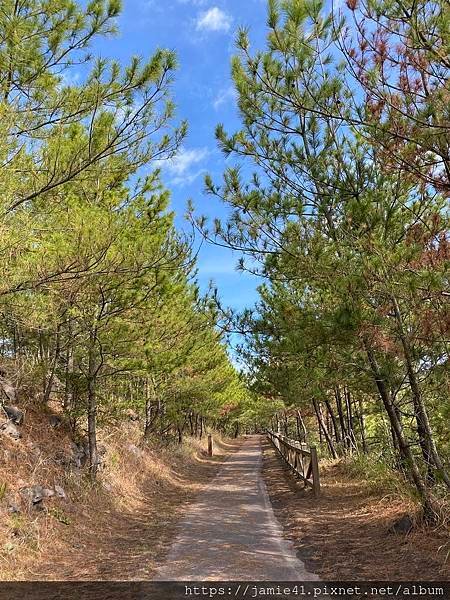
[261,438,450,581]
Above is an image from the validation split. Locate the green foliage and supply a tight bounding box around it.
[0,0,254,472]
[342,454,419,501]
[201,0,450,506]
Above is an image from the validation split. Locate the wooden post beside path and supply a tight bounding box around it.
[208,433,213,457]
[310,446,320,498]
[267,430,321,498]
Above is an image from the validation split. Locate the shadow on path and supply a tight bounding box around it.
[155,435,319,581]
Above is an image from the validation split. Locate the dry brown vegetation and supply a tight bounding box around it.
[262,439,450,581]
[0,399,238,580]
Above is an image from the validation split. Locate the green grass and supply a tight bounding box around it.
[342,453,419,501]
[48,507,71,525]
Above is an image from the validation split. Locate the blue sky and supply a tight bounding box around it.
[95,0,270,315]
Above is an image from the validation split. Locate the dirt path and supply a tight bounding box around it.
[155,435,319,581]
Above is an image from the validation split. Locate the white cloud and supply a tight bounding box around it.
[196,7,232,32]
[170,169,206,187]
[166,146,209,176]
[166,147,210,186]
[213,85,237,110]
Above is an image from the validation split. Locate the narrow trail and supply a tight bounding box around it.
[155,435,319,581]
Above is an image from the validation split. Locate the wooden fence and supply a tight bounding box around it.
[267,430,321,498]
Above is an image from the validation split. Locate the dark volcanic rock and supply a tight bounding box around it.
[49,415,62,428]
[71,440,89,468]
[4,405,24,425]
[20,484,45,507]
[0,377,16,403]
[1,421,21,440]
[389,514,414,534]
[53,450,71,466]
[54,485,66,499]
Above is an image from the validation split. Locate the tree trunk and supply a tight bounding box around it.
[358,397,368,453]
[39,329,46,399]
[324,398,341,446]
[144,379,152,438]
[364,340,435,518]
[13,325,17,358]
[144,376,159,438]
[313,398,338,459]
[344,387,357,451]
[43,326,61,404]
[193,414,198,437]
[296,409,307,442]
[87,331,99,480]
[283,411,289,436]
[335,387,349,450]
[392,296,450,488]
[64,342,74,413]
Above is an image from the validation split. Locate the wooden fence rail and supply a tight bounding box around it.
[267,430,320,498]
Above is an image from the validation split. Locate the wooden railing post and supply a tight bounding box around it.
[310,446,320,498]
[267,429,320,498]
[208,433,213,457]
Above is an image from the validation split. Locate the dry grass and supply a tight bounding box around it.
[0,402,76,578]
[0,400,237,580]
[262,439,450,581]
